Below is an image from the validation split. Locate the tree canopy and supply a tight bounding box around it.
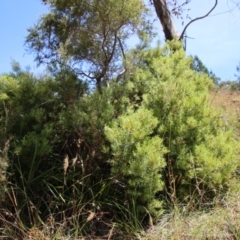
[26,0,149,92]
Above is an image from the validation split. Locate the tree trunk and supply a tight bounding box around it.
[152,0,179,41]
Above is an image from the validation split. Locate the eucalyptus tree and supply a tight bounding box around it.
[26,0,148,92]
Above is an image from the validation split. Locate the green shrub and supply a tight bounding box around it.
[0,67,119,236]
[120,42,240,206]
[105,107,167,218]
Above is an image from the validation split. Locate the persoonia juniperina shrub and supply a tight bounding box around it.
[105,107,167,219]
[105,41,240,212]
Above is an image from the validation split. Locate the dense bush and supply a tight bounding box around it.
[0,66,122,236]
[119,42,239,205]
[0,43,239,237]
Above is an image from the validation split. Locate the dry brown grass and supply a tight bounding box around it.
[210,89,240,120]
[142,183,240,240]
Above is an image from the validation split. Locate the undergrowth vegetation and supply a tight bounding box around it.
[0,42,239,239]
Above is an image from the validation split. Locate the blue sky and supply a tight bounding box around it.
[178,0,240,81]
[0,0,240,80]
[0,0,48,74]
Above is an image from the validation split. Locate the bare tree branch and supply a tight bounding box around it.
[117,37,126,60]
[179,0,218,40]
